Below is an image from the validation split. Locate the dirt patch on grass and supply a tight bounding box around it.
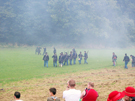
[0,67,135,101]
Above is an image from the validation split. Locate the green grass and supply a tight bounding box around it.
[0,47,135,85]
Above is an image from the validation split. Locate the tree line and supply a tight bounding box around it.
[0,0,135,47]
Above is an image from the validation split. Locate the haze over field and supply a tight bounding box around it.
[0,0,135,48]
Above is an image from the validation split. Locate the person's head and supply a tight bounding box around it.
[49,88,56,96]
[107,91,125,101]
[113,52,115,55]
[84,51,86,53]
[87,82,94,89]
[125,53,127,56]
[80,52,81,54]
[123,87,135,101]
[14,91,21,99]
[45,52,47,55]
[70,51,72,54]
[68,79,76,88]
[130,55,133,57]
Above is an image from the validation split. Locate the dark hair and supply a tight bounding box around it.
[14,91,21,99]
[125,53,127,56]
[49,88,56,95]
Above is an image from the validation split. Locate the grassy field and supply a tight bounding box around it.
[0,47,135,101]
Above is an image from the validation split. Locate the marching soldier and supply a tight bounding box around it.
[53,47,56,54]
[84,51,88,64]
[38,46,41,55]
[123,53,130,69]
[69,51,73,65]
[59,52,64,67]
[35,46,38,54]
[52,53,57,67]
[43,47,46,55]
[73,51,77,64]
[78,52,83,64]
[112,52,117,66]
[64,52,69,65]
[43,52,49,67]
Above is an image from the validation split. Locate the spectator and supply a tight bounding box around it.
[80,82,98,101]
[14,91,23,101]
[47,87,60,101]
[63,79,81,101]
[107,91,125,101]
[123,53,130,69]
[123,87,135,101]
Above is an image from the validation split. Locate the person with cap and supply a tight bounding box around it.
[43,52,49,67]
[112,52,117,66]
[78,52,83,64]
[123,53,130,69]
[43,47,46,55]
[63,52,69,66]
[52,53,57,67]
[37,46,41,55]
[130,55,135,67]
[107,91,125,101]
[35,46,38,54]
[59,52,64,67]
[84,51,88,64]
[69,51,73,65]
[53,47,56,54]
[73,51,77,64]
[72,47,76,53]
[123,86,135,101]
[80,82,98,101]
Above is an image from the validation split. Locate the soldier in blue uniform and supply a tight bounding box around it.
[53,47,56,54]
[69,51,73,65]
[43,52,49,67]
[52,53,57,67]
[43,47,46,55]
[59,52,64,67]
[78,52,83,64]
[63,52,69,66]
[73,51,77,64]
[84,51,88,64]
[130,55,135,67]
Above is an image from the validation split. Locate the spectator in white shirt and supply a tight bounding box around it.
[63,79,81,101]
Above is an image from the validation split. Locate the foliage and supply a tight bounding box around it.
[0,0,135,47]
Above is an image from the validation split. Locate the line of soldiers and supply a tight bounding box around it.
[35,46,56,55]
[112,52,135,69]
[35,46,42,55]
[42,48,88,67]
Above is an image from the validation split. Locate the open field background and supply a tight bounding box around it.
[0,47,135,101]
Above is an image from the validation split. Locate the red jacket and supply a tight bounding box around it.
[82,89,98,101]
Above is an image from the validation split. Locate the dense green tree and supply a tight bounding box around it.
[0,0,135,47]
